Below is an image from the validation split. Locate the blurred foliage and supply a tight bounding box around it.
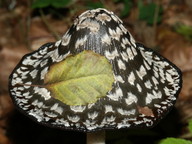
[32,0,73,8]
[189,120,192,134]
[159,138,192,144]
[175,24,192,41]
[138,0,163,25]
[159,120,192,144]
[31,0,163,25]
[31,0,165,25]
[85,0,104,9]
[114,0,133,17]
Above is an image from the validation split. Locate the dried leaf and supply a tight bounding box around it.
[179,71,192,100]
[0,94,14,119]
[157,27,192,72]
[0,45,29,91]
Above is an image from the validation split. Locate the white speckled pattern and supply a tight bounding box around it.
[9,8,182,132]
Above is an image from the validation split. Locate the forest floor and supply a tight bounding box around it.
[0,0,192,144]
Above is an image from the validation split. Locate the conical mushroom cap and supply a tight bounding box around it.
[9,8,182,132]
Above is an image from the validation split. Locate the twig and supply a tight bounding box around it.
[39,9,60,41]
[87,131,105,144]
[26,1,32,51]
[153,0,160,31]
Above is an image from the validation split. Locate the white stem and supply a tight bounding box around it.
[86,131,105,144]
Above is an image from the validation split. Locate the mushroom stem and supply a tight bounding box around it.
[86,130,105,144]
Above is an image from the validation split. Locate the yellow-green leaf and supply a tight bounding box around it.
[159,138,192,144]
[188,120,192,135]
[44,50,114,106]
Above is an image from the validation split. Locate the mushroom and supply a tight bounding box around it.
[9,8,182,143]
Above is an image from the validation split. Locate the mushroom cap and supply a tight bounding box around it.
[9,8,182,132]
